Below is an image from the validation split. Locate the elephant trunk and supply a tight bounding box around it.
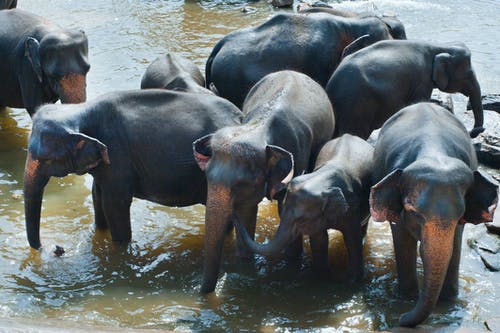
[58,73,87,104]
[201,184,232,294]
[467,74,485,138]
[399,221,456,327]
[23,152,50,249]
[234,215,295,256]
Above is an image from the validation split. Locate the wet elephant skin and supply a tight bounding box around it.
[370,102,498,327]
[23,89,243,250]
[0,9,89,115]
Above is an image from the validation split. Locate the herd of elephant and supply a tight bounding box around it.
[0,2,498,329]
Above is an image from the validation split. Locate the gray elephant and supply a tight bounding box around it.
[193,71,335,293]
[0,0,16,9]
[140,53,209,94]
[24,89,242,249]
[326,40,485,139]
[205,11,406,108]
[236,134,374,280]
[370,102,498,327]
[0,9,89,115]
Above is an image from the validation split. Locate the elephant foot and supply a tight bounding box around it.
[438,285,459,301]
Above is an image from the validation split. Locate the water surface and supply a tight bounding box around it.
[0,0,499,331]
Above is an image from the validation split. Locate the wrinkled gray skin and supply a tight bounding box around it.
[193,71,335,293]
[140,53,209,94]
[206,11,406,108]
[327,40,485,139]
[24,89,243,250]
[0,0,16,9]
[236,134,373,281]
[370,102,498,327]
[0,9,89,115]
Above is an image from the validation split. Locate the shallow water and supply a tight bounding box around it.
[0,0,499,331]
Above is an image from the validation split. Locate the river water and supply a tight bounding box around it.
[1,0,499,332]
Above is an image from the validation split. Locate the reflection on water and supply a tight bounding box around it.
[0,0,498,331]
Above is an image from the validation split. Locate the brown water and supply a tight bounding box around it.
[1,0,499,331]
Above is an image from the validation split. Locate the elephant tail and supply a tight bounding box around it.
[205,38,226,90]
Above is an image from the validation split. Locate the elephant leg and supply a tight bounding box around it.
[391,223,418,298]
[92,181,108,230]
[235,204,258,259]
[440,224,463,300]
[310,230,329,272]
[100,184,133,244]
[342,224,364,281]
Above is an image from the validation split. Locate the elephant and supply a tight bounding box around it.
[24,89,243,250]
[140,53,209,94]
[326,40,485,139]
[235,134,374,281]
[205,11,406,108]
[0,9,89,115]
[370,102,498,327]
[0,0,16,9]
[193,71,335,293]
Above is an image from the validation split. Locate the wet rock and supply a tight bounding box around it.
[241,6,257,14]
[467,232,500,272]
[311,1,333,8]
[467,94,500,114]
[455,109,500,168]
[53,245,65,257]
[485,317,500,331]
[271,0,293,8]
[486,222,500,236]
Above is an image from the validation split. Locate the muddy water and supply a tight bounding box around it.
[1,0,499,331]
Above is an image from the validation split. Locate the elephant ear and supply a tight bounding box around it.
[321,187,349,217]
[370,169,403,222]
[193,134,213,171]
[341,34,371,60]
[379,16,407,40]
[265,145,294,200]
[71,133,110,174]
[432,53,451,91]
[25,37,43,83]
[461,171,498,224]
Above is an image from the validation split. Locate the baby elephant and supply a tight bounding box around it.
[24,89,242,250]
[370,102,498,327]
[140,53,209,94]
[327,40,485,139]
[237,134,374,280]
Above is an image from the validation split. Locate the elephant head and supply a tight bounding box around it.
[370,160,498,327]
[23,29,90,114]
[432,44,484,137]
[193,129,294,293]
[234,174,348,256]
[24,109,110,249]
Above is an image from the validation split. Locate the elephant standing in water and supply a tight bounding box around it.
[140,53,210,94]
[370,102,498,327]
[326,40,485,139]
[193,71,335,293]
[236,134,374,280]
[24,89,242,249]
[205,11,406,108]
[0,9,89,115]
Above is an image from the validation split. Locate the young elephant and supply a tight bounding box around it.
[24,89,243,250]
[206,12,406,108]
[370,102,498,327]
[0,9,89,115]
[193,71,335,293]
[326,40,485,139]
[236,134,374,280]
[140,53,209,94]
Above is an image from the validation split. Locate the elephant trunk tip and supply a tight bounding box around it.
[469,126,485,138]
[398,308,432,328]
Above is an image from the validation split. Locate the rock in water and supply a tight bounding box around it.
[271,0,293,8]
